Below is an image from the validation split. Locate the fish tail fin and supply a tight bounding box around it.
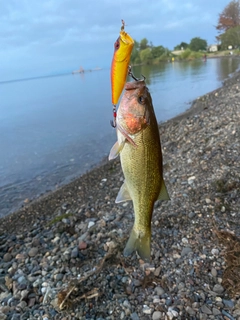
[123,226,151,261]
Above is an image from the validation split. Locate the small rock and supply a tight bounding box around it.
[213,284,224,294]
[17,276,28,286]
[188,176,196,184]
[155,286,165,296]
[79,241,87,250]
[28,247,38,257]
[0,313,7,320]
[152,311,162,320]
[3,253,12,262]
[222,299,234,308]
[212,308,221,316]
[154,266,161,277]
[181,237,188,244]
[88,221,95,229]
[211,267,217,277]
[16,301,27,310]
[181,247,192,257]
[143,306,152,314]
[201,304,212,314]
[71,247,79,258]
[54,273,64,281]
[188,211,196,218]
[211,248,219,256]
[131,312,140,320]
[123,300,131,309]
[186,306,195,315]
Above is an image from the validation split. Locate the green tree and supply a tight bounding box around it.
[220,25,240,49]
[174,42,189,50]
[139,38,148,50]
[139,48,152,62]
[189,37,207,51]
[151,45,165,58]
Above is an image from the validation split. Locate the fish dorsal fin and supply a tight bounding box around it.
[108,140,125,160]
[115,181,132,203]
[158,179,170,200]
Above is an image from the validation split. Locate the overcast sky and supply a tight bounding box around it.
[1,0,230,81]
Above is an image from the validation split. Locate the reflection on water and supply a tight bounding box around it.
[0,57,239,217]
[217,57,240,80]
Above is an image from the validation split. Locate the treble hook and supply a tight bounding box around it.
[128,66,146,82]
[128,65,138,81]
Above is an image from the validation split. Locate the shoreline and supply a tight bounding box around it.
[0,68,239,319]
[0,68,238,234]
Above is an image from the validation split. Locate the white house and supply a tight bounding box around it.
[208,44,218,52]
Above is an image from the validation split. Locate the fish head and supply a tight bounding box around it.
[113,31,134,62]
[117,80,152,135]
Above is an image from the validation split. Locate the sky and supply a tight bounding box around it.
[0,0,230,81]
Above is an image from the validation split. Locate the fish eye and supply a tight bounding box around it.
[138,96,145,104]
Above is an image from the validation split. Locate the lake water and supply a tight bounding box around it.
[0,57,239,218]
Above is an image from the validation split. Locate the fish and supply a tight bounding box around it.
[111,22,134,107]
[109,79,170,261]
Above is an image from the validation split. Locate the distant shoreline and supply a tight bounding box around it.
[0,68,103,84]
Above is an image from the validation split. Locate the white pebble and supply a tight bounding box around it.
[211,248,219,256]
[88,221,95,229]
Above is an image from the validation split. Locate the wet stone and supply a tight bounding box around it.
[152,311,162,320]
[28,247,38,257]
[212,308,221,316]
[201,304,212,314]
[186,306,195,315]
[213,284,224,294]
[223,299,235,309]
[131,312,140,320]
[181,247,192,257]
[155,286,165,296]
[3,253,12,262]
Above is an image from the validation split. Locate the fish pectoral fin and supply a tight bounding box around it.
[108,140,125,160]
[115,181,132,203]
[158,179,170,200]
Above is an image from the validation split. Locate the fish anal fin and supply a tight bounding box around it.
[158,179,170,200]
[123,227,151,261]
[115,182,132,203]
[108,140,125,160]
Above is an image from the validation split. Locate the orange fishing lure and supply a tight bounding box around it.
[110,20,134,126]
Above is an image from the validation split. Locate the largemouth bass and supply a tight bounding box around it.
[111,22,134,106]
[109,80,170,260]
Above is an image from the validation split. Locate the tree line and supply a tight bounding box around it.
[130,1,240,65]
[130,37,208,64]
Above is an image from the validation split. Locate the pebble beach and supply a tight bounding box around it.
[0,67,240,320]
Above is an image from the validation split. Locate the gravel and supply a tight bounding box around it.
[0,66,240,319]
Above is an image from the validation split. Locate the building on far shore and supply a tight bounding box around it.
[208,44,218,52]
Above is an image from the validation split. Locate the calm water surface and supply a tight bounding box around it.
[0,57,239,217]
